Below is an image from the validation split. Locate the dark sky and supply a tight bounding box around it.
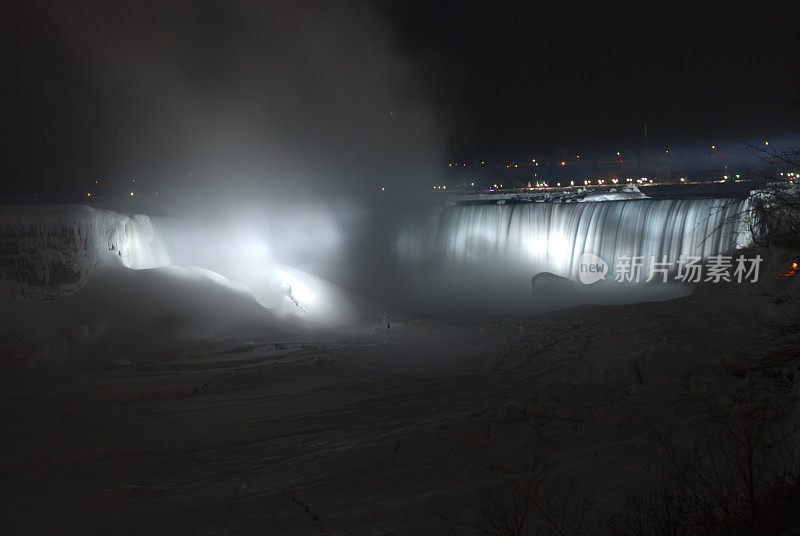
[2,1,799,195]
[376,0,800,160]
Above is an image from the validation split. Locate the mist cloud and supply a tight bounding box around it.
[35,0,443,204]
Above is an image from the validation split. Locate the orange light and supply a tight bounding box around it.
[793,262,798,270]
[561,161,565,166]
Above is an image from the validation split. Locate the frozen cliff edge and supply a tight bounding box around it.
[0,205,168,300]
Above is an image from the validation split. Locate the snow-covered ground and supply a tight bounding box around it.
[450,185,648,204]
[0,204,388,365]
[1,256,798,534]
[576,185,648,202]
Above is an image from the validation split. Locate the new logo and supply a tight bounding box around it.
[578,252,608,285]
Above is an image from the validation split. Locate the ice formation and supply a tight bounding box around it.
[0,205,166,299]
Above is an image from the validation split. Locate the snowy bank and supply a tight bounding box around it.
[0,205,386,366]
[577,185,648,202]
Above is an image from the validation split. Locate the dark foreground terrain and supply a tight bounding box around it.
[2,261,799,535]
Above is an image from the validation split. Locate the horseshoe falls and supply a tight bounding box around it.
[396,198,752,280]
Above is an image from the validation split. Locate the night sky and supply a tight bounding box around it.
[2,1,799,195]
[379,0,800,158]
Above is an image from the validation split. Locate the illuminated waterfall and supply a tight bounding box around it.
[121,215,171,269]
[396,198,752,279]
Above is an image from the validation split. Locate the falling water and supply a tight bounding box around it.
[396,198,751,279]
[122,215,171,269]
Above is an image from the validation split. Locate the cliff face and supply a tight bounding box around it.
[0,205,163,300]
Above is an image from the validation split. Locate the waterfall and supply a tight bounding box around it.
[121,215,171,269]
[396,198,751,279]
